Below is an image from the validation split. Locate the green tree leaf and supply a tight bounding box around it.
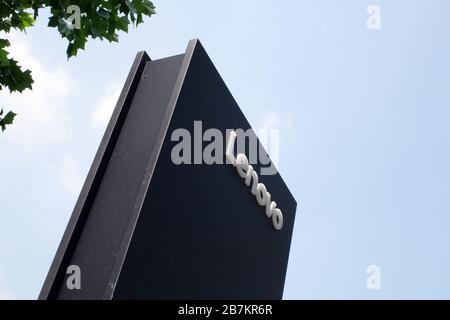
[0,0,156,131]
[0,109,17,131]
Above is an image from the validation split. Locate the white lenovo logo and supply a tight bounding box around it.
[226,131,283,230]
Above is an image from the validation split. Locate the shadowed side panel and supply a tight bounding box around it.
[56,54,184,299]
[39,51,150,300]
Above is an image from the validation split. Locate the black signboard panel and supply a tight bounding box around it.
[39,40,297,300]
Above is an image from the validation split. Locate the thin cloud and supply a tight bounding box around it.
[0,270,14,300]
[58,155,84,199]
[91,82,122,130]
[0,31,74,154]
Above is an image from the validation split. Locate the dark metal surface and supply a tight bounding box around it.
[39,51,151,300]
[113,41,297,299]
[40,40,297,300]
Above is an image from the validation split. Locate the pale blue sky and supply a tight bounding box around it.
[1,0,450,299]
